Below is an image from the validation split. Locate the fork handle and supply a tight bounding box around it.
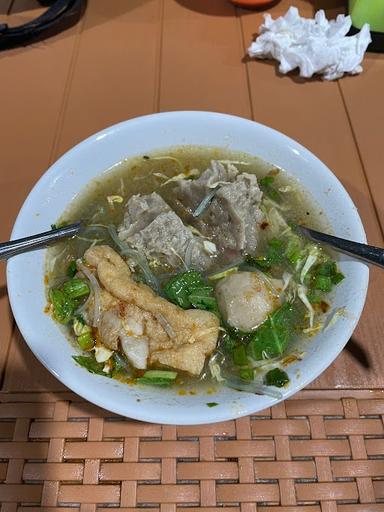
[0,222,82,260]
[299,226,384,269]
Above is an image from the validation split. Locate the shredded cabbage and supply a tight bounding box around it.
[282,272,292,292]
[297,284,314,328]
[300,245,321,283]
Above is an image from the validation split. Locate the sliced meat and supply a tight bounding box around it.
[176,162,264,254]
[118,192,213,270]
[215,271,279,332]
[84,245,220,375]
[118,192,172,239]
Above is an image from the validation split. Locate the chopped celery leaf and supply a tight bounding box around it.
[248,301,302,361]
[239,368,254,381]
[66,260,77,278]
[73,355,109,377]
[264,368,289,388]
[260,175,281,202]
[49,289,76,324]
[137,370,177,387]
[245,238,285,270]
[62,278,90,299]
[233,345,248,366]
[163,270,219,313]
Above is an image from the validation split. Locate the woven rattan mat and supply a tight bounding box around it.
[0,390,383,510]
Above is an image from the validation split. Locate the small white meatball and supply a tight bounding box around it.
[215,271,278,332]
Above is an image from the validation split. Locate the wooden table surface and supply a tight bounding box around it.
[0,1,383,509]
[1,0,384,391]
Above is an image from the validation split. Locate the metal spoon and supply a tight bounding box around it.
[298,225,384,269]
[0,222,82,260]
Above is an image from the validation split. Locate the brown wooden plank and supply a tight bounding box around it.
[159,0,251,116]
[53,0,162,159]
[2,0,162,391]
[0,1,12,24]
[339,55,384,231]
[239,0,384,388]
[0,0,83,387]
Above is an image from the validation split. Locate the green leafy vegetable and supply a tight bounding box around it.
[51,221,68,230]
[310,260,344,292]
[62,278,90,299]
[72,355,109,376]
[313,275,332,292]
[163,270,218,313]
[111,353,131,377]
[189,287,218,313]
[137,370,177,387]
[66,260,78,278]
[285,236,303,265]
[239,367,254,381]
[49,288,76,324]
[264,368,289,388]
[260,175,281,202]
[233,345,248,366]
[331,272,345,285]
[77,332,95,351]
[246,238,285,271]
[220,334,237,354]
[206,402,219,408]
[248,301,302,361]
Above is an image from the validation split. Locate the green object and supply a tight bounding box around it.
[233,345,248,366]
[62,278,90,299]
[239,367,254,381]
[163,270,218,313]
[260,175,281,202]
[313,275,333,292]
[311,260,344,292]
[141,370,177,380]
[77,332,95,351]
[285,236,303,265]
[246,238,285,270]
[73,355,109,376]
[49,288,76,324]
[206,402,218,407]
[264,368,290,388]
[248,301,301,360]
[137,370,177,387]
[221,334,237,354]
[349,0,384,33]
[66,260,77,277]
[332,272,345,285]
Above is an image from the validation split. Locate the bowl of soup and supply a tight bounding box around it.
[7,111,368,424]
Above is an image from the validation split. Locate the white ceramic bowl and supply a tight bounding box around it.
[7,112,368,424]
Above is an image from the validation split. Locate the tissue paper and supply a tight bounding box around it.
[248,7,371,80]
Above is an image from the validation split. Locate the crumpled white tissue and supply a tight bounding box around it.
[248,7,371,80]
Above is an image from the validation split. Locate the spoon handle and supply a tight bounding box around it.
[0,222,82,260]
[299,225,384,269]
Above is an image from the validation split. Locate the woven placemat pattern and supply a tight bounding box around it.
[0,391,383,511]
